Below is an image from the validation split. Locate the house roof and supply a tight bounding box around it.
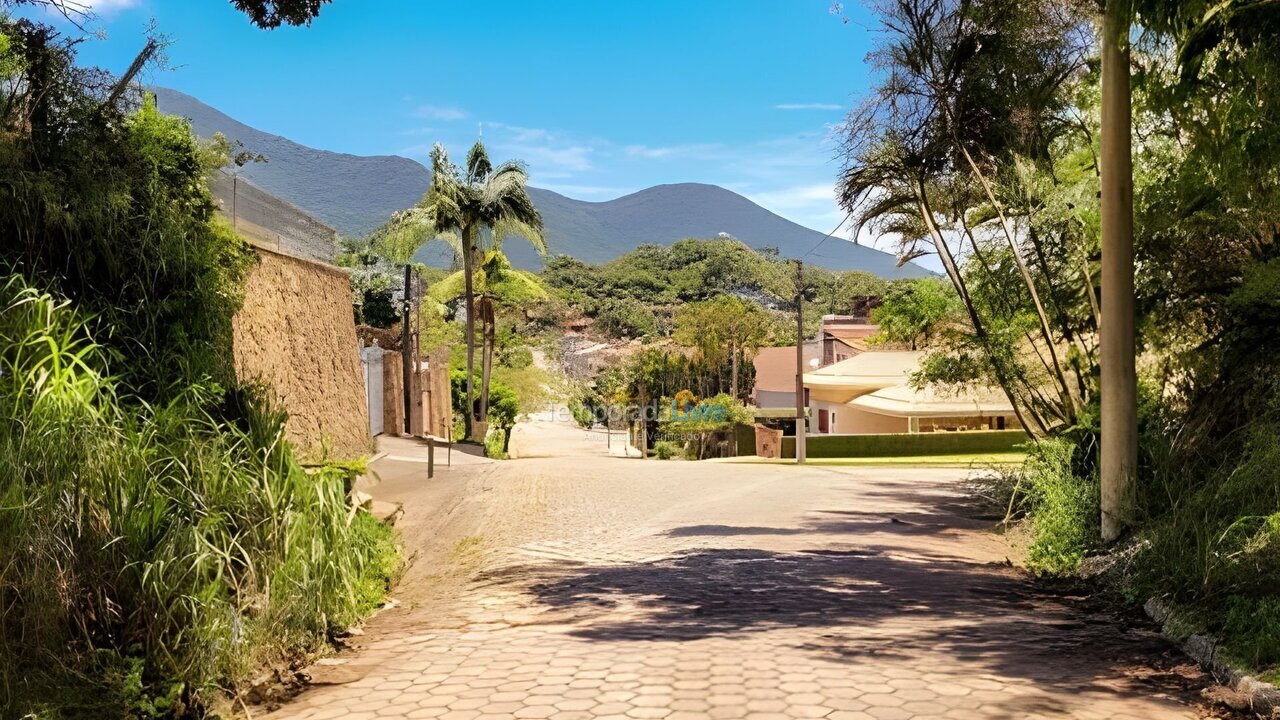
[824,325,879,342]
[803,351,923,390]
[850,384,1015,418]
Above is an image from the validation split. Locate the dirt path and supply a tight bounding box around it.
[270,422,1232,720]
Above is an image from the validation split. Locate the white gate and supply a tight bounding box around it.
[361,346,384,436]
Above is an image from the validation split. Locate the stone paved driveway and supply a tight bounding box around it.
[269,421,1231,720]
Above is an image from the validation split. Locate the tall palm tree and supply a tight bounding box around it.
[376,141,545,439]
[428,248,547,425]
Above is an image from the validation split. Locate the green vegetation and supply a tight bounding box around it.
[728,453,1027,467]
[652,440,680,460]
[0,271,399,719]
[0,16,398,716]
[871,277,960,350]
[781,430,1027,460]
[375,141,545,440]
[846,0,1280,676]
[542,238,894,343]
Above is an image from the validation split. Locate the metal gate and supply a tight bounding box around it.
[361,346,384,436]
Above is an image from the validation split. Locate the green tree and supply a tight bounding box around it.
[872,278,959,350]
[674,295,773,400]
[375,141,544,439]
[429,249,547,424]
[5,0,330,27]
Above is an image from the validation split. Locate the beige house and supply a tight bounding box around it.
[803,351,1019,435]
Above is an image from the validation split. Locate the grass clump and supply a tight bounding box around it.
[0,276,399,717]
[653,440,681,460]
[1019,438,1100,575]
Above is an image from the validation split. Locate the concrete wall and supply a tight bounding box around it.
[756,389,799,409]
[233,248,371,460]
[212,171,339,264]
[809,401,909,435]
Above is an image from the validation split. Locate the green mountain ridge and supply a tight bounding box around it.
[152,87,931,278]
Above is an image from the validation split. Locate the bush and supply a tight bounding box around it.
[485,427,508,459]
[653,440,681,460]
[1022,438,1099,575]
[499,345,534,369]
[570,400,594,428]
[0,276,399,716]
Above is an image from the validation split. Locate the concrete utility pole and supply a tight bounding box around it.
[795,260,807,465]
[1100,0,1137,541]
[402,264,414,436]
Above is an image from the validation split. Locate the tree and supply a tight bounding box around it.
[429,248,547,425]
[3,0,330,28]
[839,0,1095,436]
[1099,0,1136,541]
[871,278,959,350]
[375,141,544,439]
[674,295,773,400]
[231,0,329,28]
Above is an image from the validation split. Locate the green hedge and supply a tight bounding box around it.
[780,430,1027,458]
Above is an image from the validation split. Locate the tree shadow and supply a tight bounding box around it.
[479,541,1204,702]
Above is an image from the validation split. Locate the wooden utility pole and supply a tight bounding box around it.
[402,264,414,435]
[1100,0,1136,541]
[795,260,807,465]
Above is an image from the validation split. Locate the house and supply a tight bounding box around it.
[752,342,821,409]
[803,351,1020,435]
[818,314,879,366]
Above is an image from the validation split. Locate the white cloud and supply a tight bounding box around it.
[624,143,721,160]
[65,0,139,13]
[502,143,594,173]
[775,103,843,111]
[537,183,629,199]
[413,105,469,121]
[747,183,837,214]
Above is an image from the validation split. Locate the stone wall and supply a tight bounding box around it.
[233,248,371,460]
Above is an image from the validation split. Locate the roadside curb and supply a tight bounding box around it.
[1145,597,1280,717]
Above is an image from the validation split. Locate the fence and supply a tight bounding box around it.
[212,170,340,263]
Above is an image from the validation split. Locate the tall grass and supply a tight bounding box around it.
[0,275,399,717]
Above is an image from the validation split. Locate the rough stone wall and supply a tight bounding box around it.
[233,248,371,460]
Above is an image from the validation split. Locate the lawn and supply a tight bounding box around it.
[716,452,1027,468]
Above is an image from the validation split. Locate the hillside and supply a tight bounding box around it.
[152,87,930,278]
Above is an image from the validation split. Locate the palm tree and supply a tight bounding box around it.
[428,248,547,426]
[375,141,545,439]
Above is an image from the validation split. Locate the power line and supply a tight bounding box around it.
[802,215,849,260]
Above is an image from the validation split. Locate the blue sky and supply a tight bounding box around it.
[34,1,914,261]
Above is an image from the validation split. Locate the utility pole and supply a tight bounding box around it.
[795,260,807,465]
[1100,0,1136,541]
[402,264,414,436]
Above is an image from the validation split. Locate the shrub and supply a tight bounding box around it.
[499,345,534,369]
[653,440,681,460]
[0,276,399,716]
[1021,438,1100,575]
[485,427,508,459]
[570,400,594,428]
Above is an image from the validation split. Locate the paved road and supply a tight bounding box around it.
[270,420,1228,720]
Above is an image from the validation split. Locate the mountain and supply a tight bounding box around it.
[152,87,931,278]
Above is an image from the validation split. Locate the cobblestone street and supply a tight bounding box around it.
[270,421,1229,720]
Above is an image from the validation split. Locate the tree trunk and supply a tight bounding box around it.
[1100,0,1137,542]
[730,342,739,401]
[954,141,1077,419]
[463,226,477,439]
[480,298,495,422]
[916,182,1043,436]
